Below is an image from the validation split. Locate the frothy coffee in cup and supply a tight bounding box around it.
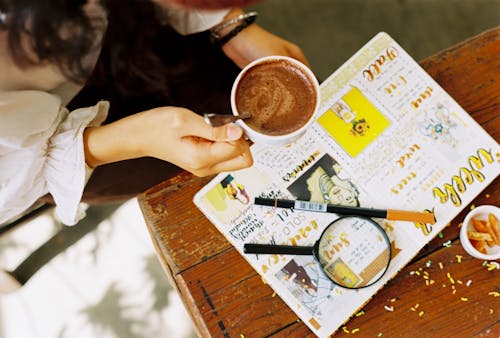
[234,58,318,136]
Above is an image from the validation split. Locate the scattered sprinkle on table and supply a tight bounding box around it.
[488,291,499,297]
[384,305,394,312]
[439,262,444,269]
[438,232,443,238]
[351,328,360,334]
[461,297,468,302]
[486,262,499,270]
[456,255,463,263]
[418,311,425,317]
[355,310,365,317]
[377,333,383,337]
[466,280,472,287]
[442,240,452,247]
[342,326,350,333]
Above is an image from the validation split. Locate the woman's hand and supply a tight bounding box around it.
[84,107,253,176]
[220,9,309,69]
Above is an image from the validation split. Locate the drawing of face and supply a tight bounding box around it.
[327,179,359,206]
[306,167,359,206]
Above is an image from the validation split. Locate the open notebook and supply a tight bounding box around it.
[193,32,500,337]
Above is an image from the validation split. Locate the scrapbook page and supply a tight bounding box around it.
[193,32,500,337]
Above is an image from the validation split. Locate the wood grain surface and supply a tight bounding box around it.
[138,27,499,338]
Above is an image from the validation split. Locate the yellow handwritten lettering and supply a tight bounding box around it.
[411,86,433,109]
[432,148,493,207]
[363,47,399,81]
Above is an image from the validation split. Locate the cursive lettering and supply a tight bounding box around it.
[411,86,433,109]
[396,143,421,168]
[363,47,399,81]
[282,151,320,182]
[432,148,494,207]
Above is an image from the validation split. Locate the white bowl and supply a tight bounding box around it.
[459,205,500,260]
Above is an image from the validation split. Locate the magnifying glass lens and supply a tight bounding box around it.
[316,217,391,288]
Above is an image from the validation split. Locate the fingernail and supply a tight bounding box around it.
[226,124,242,140]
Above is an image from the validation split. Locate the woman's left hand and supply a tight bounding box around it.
[220,11,309,69]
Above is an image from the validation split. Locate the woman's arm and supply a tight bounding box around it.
[83,106,253,176]
[217,8,309,69]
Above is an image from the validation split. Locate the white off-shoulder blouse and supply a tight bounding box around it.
[0,5,228,225]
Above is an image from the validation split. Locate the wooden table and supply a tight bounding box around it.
[138,27,499,337]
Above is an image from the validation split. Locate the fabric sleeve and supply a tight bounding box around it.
[44,101,109,225]
[158,6,230,35]
[0,90,108,226]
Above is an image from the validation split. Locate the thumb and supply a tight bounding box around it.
[208,123,244,142]
[180,110,245,141]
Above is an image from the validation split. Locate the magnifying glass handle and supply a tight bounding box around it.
[244,243,313,255]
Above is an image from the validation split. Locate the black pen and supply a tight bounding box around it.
[254,197,436,224]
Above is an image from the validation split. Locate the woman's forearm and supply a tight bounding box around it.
[83,113,146,168]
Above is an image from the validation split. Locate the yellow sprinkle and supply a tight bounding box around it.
[452,289,457,295]
[418,311,424,317]
[430,280,435,285]
[425,280,429,286]
[458,222,463,228]
[470,204,475,210]
[439,262,444,269]
[461,297,468,302]
[423,271,429,276]
[351,328,360,334]
[490,309,494,314]
[355,310,365,317]
[240,334,245,338]
[423,275,429,280]
[390,298,397,302]
[486,262,499,270]
[342,326,350,333]
[456,255,463,263]
[272,292,276,297]
[410,307,416,312]
[415,271,421,276]
[488,292,500,297]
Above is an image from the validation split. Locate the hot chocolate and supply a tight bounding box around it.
[234,59,318,136]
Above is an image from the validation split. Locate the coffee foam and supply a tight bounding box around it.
[235,59,317,136]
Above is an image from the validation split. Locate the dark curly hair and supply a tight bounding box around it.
[0,0,178,95]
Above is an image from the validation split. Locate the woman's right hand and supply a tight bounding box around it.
[83,107,253,176]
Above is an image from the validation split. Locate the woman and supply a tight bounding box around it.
[0,0,308,225]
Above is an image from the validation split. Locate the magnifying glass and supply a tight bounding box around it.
[243,216,392,289]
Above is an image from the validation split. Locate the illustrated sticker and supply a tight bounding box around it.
[318,86,390,157]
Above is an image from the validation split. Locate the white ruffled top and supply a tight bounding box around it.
[0,5,228,225]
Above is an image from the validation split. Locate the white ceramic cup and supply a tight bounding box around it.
[230,55,320,146]
[459,205,500,260]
